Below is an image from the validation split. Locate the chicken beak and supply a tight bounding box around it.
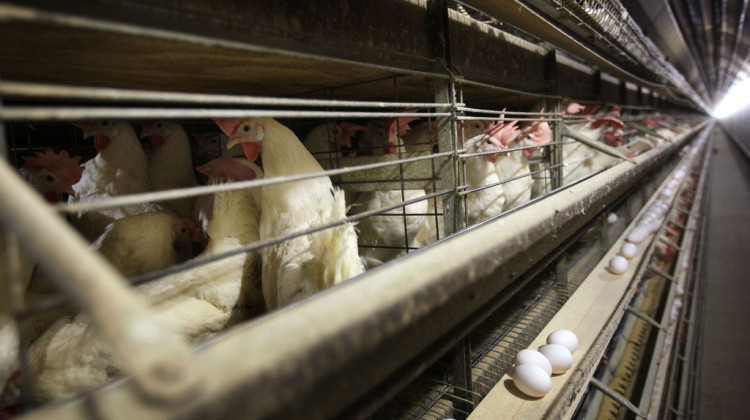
[81,127,98,140]
[62,184,76,196]
[140,128,154,139]
[226,137,240,150]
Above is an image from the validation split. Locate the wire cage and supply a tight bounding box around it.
[0,1,711,419]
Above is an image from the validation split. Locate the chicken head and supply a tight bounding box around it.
[72,120,124,152]
[215,118,263,161]
[140,121,175,149]
[337,121,368,150]
[483,110,519,150]
[519,109,552,157]
[20,149,84,203]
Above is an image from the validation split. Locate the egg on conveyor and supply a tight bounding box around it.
[514,349,552,375]
[511,364,552,398]
[627,226,649,244]
[547,329,579,353]
[539,344,574,374]
[609,256,629,275]
[621,242,638,259]
[607,213,618,224]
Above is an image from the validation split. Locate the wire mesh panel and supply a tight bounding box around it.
[0,1,709,419]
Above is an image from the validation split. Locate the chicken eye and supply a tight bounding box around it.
[181,227,187,234]
[156,123,163,128]
[45,175,55,183]
[102,121,110,126]
[243,125,250,132]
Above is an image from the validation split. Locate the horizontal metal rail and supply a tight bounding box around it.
[55,151,456,213]
[20,123,706,420]
[0,80,456,109]
[0,107,449,121]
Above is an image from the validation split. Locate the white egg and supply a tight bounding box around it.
[609,256,629,275]
[547,330,579,353]
[621,242,638,259]
[643,220,661,233]
[539,344,574,374]
[627,227,649,244]
[607,213,618,224]
[512,364,552,398]
[514,349,552,375]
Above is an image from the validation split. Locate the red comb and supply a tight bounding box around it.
[213,118,245,137]
[521,109,552,145]
[22,149,84,185]
[591,116,626,129]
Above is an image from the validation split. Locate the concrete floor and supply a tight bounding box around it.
[697,130,750,419]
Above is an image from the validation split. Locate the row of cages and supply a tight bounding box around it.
[370,125,711,420]
[0,75,704,416]
[0,0,708,418]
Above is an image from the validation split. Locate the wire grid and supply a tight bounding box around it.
[574,140,707,419]
[369,136,697,419]
[550,0,702,107]
[455,0,703,108]
[1,67,697,411]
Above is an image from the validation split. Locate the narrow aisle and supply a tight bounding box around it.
[698,130,750,419]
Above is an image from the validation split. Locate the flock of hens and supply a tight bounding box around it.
[0,100,688,410]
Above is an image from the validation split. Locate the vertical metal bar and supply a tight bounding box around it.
[428,0,460,235]
[427,0,451,71]
[544,47,563,190]
[449,336,474,420]
[619,81,628,105]
[436,79,461,235]
[392,76,412,254]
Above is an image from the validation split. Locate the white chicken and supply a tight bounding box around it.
[350,189,427,269]
[494,111,551,211]
[70,121,162,242]
[302,121,367,167]
[25,157,264,402]
[215,117,364,310]
[90,212,199,278]
[192,156,264,235]
[348,115,427,269]
[401,119,438,152]
[16,211,202,359]
[141,121,198,219]
[2,150,84,406]
[413,120,488,247]
[561,105,627,184]
[1,150,83,392]
[18,149,83,205]
[355,114,419,155]
[463,129,508,225]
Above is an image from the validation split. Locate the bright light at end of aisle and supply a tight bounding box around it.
[712,76,750,119]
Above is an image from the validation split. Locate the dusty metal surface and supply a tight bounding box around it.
[17,124,703,420]
[0,1,684,110]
